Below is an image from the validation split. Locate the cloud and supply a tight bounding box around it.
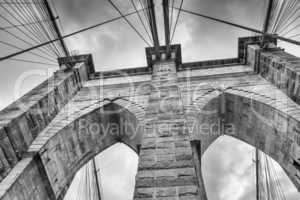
[202,136,255,200]
[55,0,267,67]
[96,143,138,200]
[203,136,300,200]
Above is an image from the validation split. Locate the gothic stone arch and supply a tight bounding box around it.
[194,84,300,192]
[0,99,145,200]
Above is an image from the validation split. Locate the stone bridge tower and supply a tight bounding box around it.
[0,36,300,200]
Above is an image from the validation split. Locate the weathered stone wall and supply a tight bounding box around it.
[0,157,54,200]
[134,61,206,200]
[247,44,300,105]
[0,62,89,182]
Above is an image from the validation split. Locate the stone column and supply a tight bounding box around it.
[134,60,207,199]
[191,140,208,200]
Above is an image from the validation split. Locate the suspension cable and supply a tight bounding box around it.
[16,0,59,56]
[50,0,64,32]
[129,0,153,45]
[0,3,57,58]
[42,0,69,56]
[170,0,183,43]
[8,58,57,66]
[1,0,68,58]
[139,0,151,32]
[289,33,300,39]
[277,4,300,33]
[0,7,147,62]
[259,151,287,200]
[275,0,296,32]
[0,17,57,30]
[137,0,152,44]
[281,23,300,37]
[0,1,53,54]
[169,0,175,34]
[145,0,159,48]
[267,156,287,200]
[34,0,63,56]
[0,1,42,5]
[268,0,300,39]
[0,40,56,62]
[171,6,300,46]
[0,26,55,59]
[107,0,151,46]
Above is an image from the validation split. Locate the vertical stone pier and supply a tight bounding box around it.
[134,57,207,199]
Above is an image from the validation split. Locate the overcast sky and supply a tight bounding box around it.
[1,0,300,200]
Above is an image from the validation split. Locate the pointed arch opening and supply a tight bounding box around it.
[202,135,300,200]
[194,88,300,193]
[32,100,144,200]
[64,142,139,200]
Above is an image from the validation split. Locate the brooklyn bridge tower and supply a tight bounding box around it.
[0,0,300,199]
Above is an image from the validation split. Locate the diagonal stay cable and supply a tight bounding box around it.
[0,1,42,5]
[0,1,51,52]
[35,1,62,56]
[15,0,59,56]
[289,33,300,39]
[170,0,183,43]
[267,157,286,200]
[39,0,68,57]
[8,58,58,66]
[277,6,300,34]
[129,0,153,45]
[50,0,65,34]
[0,7,56,58]
[171,6,300,46]
[0,17,56,30]
[0,7,148,61]
[280,0,299,31]
[107,0,151,46]
[276,0,298,32]
[269,0,281,33]
[138,0,153,43]
[24,0,60,56]
[140,0,151,29]
[274,0,289,33]
[267,0,279,33]
[169,0,175,34]
[0,25,56,59]
[277,6,300,36]
[280,23,300,37]
[272,0,285,33]
[0,40,57,62]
